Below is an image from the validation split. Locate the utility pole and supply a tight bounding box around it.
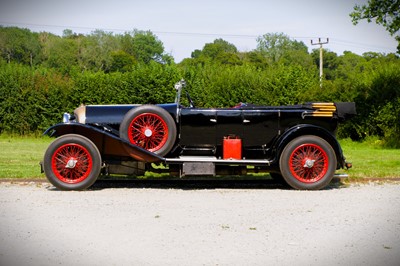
[311,38,329,88]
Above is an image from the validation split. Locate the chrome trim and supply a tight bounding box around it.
[62,113,71,123]
[174,79,186,122]
[166,156,271,165]
[334,174,349,178]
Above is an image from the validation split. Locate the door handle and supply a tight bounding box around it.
[210,119,217,123]
[243,119,250,123]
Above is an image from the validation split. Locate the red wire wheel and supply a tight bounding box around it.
[120,105,177,156]
[289,143,328,183]
[279,135,337,190]
[44,134,102,190]
[128,113,168,152]
[51,143,93,184]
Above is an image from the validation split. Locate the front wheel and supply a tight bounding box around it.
[43,134,102,190]
[279,135,337,190]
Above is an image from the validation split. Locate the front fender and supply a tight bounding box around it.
[44,123,164,163]
[271,124,345,169]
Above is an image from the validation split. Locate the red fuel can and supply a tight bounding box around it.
[223,136,242,160]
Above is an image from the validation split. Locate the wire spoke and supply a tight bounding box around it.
[289,143,329,183]
[52,143,92,184]
[128,113,169,152]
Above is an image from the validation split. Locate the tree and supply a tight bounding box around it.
[334,51,369,81]
[122,30,166,64]
[241,51,269,69]
[201,39,238,58]
[188,39,241,65]
[311,49,339,80]
[44,36,78,74]
[109,50,136,72]
[191,49,202,59]
[256,32,309,64]
[78,30,120,72]
[0,27,40,66]
[350,0,400,53]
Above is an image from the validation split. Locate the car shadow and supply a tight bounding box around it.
[88,177,346,191]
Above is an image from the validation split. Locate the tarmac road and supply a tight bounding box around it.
[0,180,399,266]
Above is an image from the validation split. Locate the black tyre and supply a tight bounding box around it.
[279,135,337,190]
[43,134,102,190]
[120,105,177,157]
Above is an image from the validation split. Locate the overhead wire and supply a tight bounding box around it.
[0,21,397,54]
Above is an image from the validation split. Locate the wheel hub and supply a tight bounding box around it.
[127,112,170,153]
[65,158,78,169]
[144,128,153,137]
[303,159,315,168]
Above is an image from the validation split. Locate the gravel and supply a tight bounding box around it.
[1,180,399,266]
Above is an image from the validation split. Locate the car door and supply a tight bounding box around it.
[215,109,243,145]
[179,108,217,146]
[242,109,279,147]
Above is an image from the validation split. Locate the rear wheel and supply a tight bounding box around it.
[279,135,336,190]
[43,134,102,190]
[120,105,177,156]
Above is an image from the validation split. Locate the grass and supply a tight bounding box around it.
[338,138,400,180]
[0,135,399,180]
[0,135,51,178]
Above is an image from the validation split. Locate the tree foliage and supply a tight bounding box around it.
[0,27,171,73]
[123,30,166,64]
[0,26,40,65]
[188,38,242,66]
[256,33,309,64]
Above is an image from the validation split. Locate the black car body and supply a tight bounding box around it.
[42,80,356,190]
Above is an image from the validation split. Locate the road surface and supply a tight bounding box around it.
[1,180,399,265]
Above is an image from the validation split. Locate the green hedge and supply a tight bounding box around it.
[1,61,399,147]
[0,64,73,134]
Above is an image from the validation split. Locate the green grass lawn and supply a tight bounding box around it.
[0,135,399,180]
[338,138,400,179]
[0,135,51,178]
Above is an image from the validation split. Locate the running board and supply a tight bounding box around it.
[165,156,271,165]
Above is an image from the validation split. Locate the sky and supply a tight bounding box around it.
[0,0,398,62]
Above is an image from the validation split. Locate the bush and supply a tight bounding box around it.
[1,56,399,149]
[0,63,73,134]
[361,64,399,146]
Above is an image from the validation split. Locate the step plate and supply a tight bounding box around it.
[182,162,215,177]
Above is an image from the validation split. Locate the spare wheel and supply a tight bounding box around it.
[120,105,177,156]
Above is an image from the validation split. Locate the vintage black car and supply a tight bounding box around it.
[41,80,356,190]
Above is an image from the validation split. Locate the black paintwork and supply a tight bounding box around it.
[85,103,178,125]
[46,92,356,169]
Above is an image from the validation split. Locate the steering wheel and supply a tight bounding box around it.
[186,91,195,108]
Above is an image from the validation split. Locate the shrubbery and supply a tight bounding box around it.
[1,27,399,147]
[1,60,399,148]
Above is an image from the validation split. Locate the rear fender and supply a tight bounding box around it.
[44,123,164,163]
[272,124,345,169]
